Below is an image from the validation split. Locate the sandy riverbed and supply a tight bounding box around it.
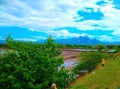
[61,49,80,70]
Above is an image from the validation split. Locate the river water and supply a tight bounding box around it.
[0,49,6,55]
[61,49,95,69]
[61,49,80,70]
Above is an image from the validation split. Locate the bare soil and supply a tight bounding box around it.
[61,49,80,70]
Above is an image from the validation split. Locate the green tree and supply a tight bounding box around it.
[114,45,120,52]
[93,44,106,51]
[0,36,73,89]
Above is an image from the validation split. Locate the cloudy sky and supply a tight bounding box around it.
[0,0,120,42]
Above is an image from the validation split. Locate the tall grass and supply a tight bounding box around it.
[71,55,120,89]
[73,52,112,73]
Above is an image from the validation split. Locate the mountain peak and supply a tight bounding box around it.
[55,36,101,45]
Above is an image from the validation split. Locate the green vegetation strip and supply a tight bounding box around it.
[71,56,120,89]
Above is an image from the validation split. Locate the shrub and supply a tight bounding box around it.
[74,52,109,73]
[0,35,73,89]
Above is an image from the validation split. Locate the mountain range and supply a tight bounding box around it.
[55,36,101,45]
[41,36,120,45]
[0,36,120,45]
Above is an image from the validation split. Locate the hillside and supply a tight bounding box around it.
[71,55,120,89]
[55,36,101,45]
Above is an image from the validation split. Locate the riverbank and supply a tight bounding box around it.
[70,56,120,89]
[0,48,6,55]
[61,49,80,70]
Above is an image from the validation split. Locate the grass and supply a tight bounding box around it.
[70,56,120,89]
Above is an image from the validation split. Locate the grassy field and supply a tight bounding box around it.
[70,56,120,89]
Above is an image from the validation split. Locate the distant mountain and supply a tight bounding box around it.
[1,36,120,45]
[55,36,120,45]
[55,36,102,45]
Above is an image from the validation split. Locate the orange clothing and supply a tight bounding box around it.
[101,58,105,65]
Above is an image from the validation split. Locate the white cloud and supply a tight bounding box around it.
[0,36,2,40]
[34,36,47,39]
[0,0,120,40]
[46,30,96,39]
[48,30,80,38]
[15,38,37,41]
[98,35,114,42]
[99,4,120,31]
[0,0,99,30]
[113,30,120,36]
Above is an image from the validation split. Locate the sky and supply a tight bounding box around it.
[0,0,120,42]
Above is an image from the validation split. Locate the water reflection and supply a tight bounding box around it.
[62,61,77,67]
[0,49,6,55]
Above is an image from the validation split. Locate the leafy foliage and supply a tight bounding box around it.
[0,35,73,89]
[74,52,109,73]
[114,45,120,52]
[0,44,6,48]
[92,44,106,51]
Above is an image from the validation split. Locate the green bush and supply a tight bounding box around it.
[0,35,73,89]
[74,52,109,73]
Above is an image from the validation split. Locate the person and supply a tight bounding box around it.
[51,83,57,89]
[101,58,105,67]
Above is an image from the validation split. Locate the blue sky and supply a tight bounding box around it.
[0,0,120,42]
